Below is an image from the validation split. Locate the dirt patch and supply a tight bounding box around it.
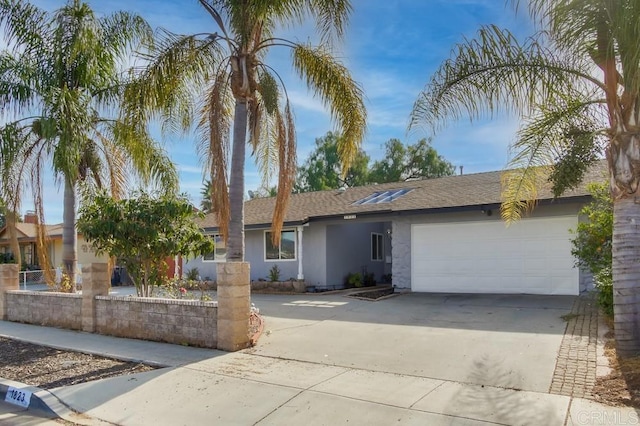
[348,287,394,300]
[592,321,640,408]
[0,337,155,390]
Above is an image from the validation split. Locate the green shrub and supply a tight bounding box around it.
[268,265,281,282]
[345,272,363,288]
[594,268,613,317]
[570,182,613,316]
[185,267,200,281]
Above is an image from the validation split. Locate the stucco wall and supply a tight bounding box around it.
[246,229,299,281]
[185,225,327,286]
[48,236,108,268]
[95,296,217,348]
[301,223,326,287]
[325,222,387,288]
[6,291,82,330]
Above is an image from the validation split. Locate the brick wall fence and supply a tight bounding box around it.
[0,263,218,348]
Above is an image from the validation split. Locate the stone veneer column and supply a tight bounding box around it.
[82,263,110,332]
[0,264,19,320]
[216,262,251,351]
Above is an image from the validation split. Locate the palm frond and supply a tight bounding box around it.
[271,101,297,245]
[501,165,552,224]
[260,0,351,45]
[0,52,38,115]
[123,29,225,137]
[251,104,279,187]
[94,126,129,200]
[258,69,279,114]
[0,0,48,55]
[501,95,606,223]
[292,43,366,175]
[195,71,232,241]
[100,11,153,61]
[110,120,178,194]
[410,25,603,134]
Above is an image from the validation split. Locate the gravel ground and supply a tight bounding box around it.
[0,337,155,390]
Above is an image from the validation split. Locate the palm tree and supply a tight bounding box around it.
[411,0,640,354]
[0,0,178,285]
[123,0,366,262]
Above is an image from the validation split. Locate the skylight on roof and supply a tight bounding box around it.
[353,189,412,205]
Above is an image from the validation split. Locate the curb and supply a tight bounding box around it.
[0,378,110,425]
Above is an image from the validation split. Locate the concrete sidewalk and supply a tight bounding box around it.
[0,294,638,425]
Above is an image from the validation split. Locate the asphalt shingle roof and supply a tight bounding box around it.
[198,162,608,229]
[6,223,63,239]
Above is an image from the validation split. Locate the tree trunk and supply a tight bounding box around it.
[62,178,77,292]
[227,99,248,261]
[6,210,21,267]
[613,195,640,355]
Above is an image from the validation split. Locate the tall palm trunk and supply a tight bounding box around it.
[613,195,640,355]
[227,99,248,261]
[62,178,77,291]
[6,210,21,267]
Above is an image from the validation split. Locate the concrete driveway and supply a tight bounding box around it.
[250,292,575,393]
[7,290,610,425]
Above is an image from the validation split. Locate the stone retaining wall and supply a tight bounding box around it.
[0,264,219,349]
[251,280,306,293]
[6,291,82,330]
[95,296,217,347]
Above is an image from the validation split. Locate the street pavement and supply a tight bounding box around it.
[0,291,638,425]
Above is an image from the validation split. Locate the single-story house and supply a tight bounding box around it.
[186,163,606,296]
[0,214,107,269]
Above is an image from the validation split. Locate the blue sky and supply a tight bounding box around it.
[26,0,535,223]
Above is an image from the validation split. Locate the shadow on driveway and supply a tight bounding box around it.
[251,292,575,334]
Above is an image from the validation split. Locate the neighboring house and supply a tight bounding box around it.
[0,212,107,269]
[186,163,606,296]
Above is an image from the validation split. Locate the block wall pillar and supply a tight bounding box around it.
[82,263,110,332]
[216,262,251,351]
[0,264,19,320]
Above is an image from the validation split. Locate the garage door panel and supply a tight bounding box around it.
[411,217,578,295]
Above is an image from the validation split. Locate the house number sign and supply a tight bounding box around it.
[4,386,32,408]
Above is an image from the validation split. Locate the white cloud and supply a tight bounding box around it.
[176,164,203,174]
[287,90,329,115]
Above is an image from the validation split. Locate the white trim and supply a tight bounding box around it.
[264,228,297,262]
[297,226,304,280]
[371,232,384,262]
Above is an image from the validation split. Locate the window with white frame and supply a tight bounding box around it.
[265,229,296,261]
[371,233,383,261]
[203,234,226,262]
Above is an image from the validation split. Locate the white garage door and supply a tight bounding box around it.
[411,216,578,295]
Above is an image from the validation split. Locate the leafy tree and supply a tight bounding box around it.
[248,186,277,199]
[368,138,455,183]
[77,191,214,297]
[411,0,640,355]
[571,183,613,315]
[0,0,177,288]
[123,0,366,262]
[296,132,370,192]
[200,180,213,213]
